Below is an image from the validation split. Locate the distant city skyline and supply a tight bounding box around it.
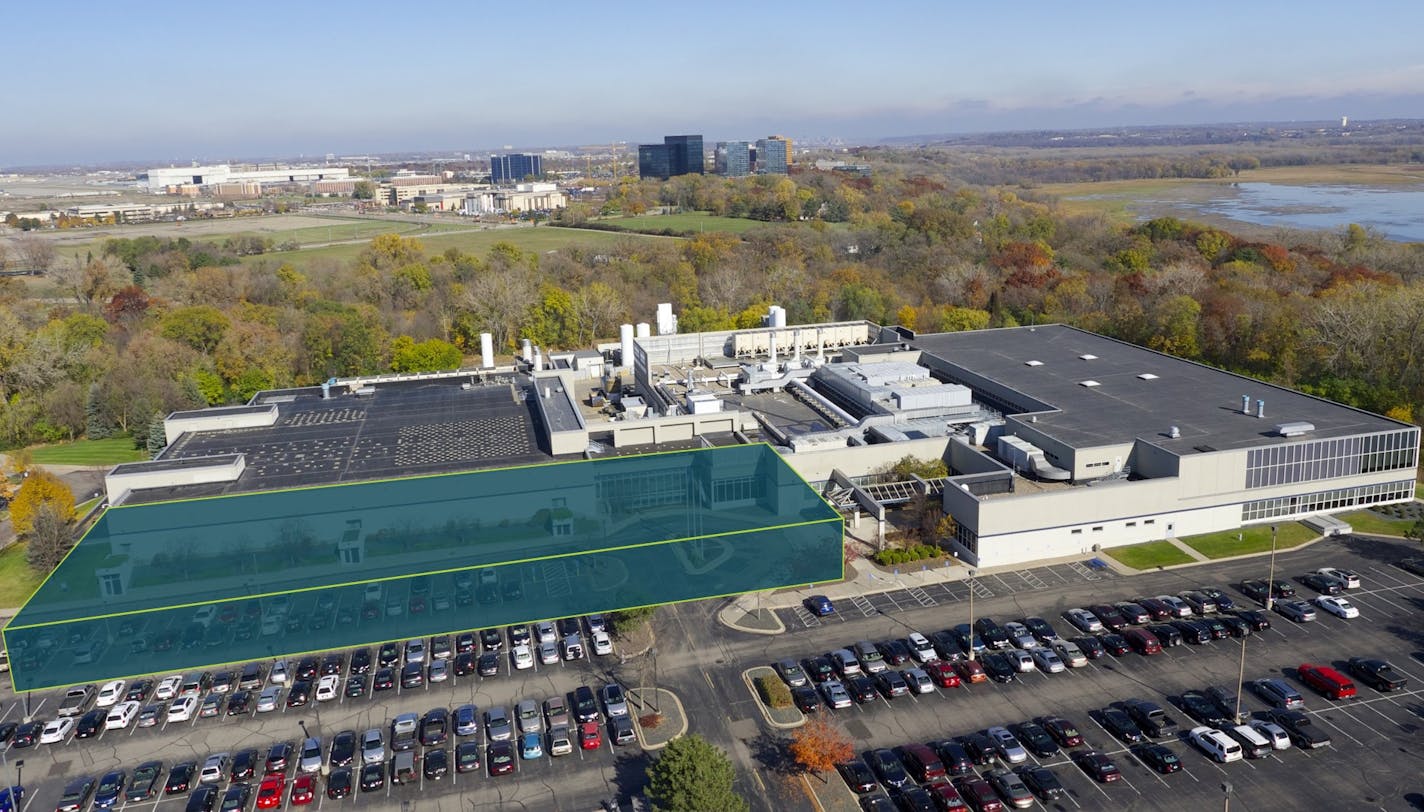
[4,0,1423,166]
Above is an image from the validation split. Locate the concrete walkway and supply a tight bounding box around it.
[1165,535,1211,563]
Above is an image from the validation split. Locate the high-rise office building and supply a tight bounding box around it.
[755,137,789,175]
[490,153,542,183]
[638,135,704,180]
[714,141,751,176]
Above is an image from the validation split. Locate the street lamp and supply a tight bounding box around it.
[1222,781,1233,812]
[967,569,977,662]
[1264,524,1279,611]
[298,719,309,741]
[14,760,23,794]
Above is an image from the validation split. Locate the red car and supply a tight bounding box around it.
[256,774,285,809]
[952,659,988,684]
[1072,750,1121,783]
[289,774,314,806]
[579,721,603,750]
[1298,663,1358,699]
[927,661,962,688]
[1039,715,1084,747]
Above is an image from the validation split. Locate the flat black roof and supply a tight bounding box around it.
[910,325,1406,452]
[138,380,552,503]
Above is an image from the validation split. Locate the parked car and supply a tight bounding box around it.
[1274,599,1317,622]
[1314,596,1359,618]
[1265,708,1332,748]
[1347,657,1409,692]
[1297,663,1357,699]
[804,595,835,616]
[1132,742,1182,774]
[1071,750,1120,783]
[1179,590,1218,614]
[1299,572,1345,595]
[1113,601,1151,624]
[866,749,911,789]
[1014,764,1065,801]
[1062,608,1103,634]
[1099,707,1145,744]
[1250,678,1304,710]
[1315,567,1360,588]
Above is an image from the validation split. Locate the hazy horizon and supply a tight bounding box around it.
[5,0,1422,166]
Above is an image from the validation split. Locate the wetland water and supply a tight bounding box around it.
[1077,181,1424,242]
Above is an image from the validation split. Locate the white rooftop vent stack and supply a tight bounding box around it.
[521,338,533,361]
[1256,399,1265,419]
[768,330,778,368]
[636,322,651,338]
[533,346,543,371]
[817,328,825,360]
[1242,395,1251,415]
[792,328,802,365]
[619,324,634,367]
[655,302,677,335]
[479,333,494,369]
[1168,426,1181,439]
[769,305,787,328]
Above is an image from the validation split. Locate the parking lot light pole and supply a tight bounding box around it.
[1222,781,1233,812]
[14,760,22,793]
[967,569,977,661]
[1265,524,1279,610]
[1233,628,1248,723]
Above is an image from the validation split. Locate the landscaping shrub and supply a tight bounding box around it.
[755,675,792,709]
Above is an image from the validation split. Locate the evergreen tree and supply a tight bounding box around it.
[645,735,747,812]
[146,412,167,458]
[85,382,111,439]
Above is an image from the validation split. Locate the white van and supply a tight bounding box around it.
[1189,726,1243,763]
[1227,724,1272,759]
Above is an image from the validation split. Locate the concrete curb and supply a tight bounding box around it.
[740,667,805,730]
[627,687,687,751]
[716,598,786,636]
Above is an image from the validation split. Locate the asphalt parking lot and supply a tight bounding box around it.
[0,639,649,812]
[742,535,1424,811]
[3,534,1423,812]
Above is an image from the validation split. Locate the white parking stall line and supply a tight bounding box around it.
[1307,711,1365,746]
[850,595,877,618]
[1355,699,1411,733]
[1350,589,1412,615]
[936,582,963,602]
[907,587,938,608]
[991,574,1019,594]
[1043,566,1072,584]
[1363,566,1419,589]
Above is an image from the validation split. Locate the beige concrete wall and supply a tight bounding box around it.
[783,437,951,482]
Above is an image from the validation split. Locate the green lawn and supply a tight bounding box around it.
[75,496,102,516]
[27,438,146,466]
[242,225,658,267]
[0,543,42,607]
[1105,540,1195,570]
[1339,509,1418,537]
[1178,522,1316,559]
[589,212,771,235]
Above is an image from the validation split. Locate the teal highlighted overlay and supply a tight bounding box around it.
[6,444,842,692]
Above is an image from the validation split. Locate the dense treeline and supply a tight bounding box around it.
[863,142,1424,186]
[2,164,1422,452]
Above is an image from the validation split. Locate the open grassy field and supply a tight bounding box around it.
[1178,521,1316,559]
[27,437,146,466]
[38,215,471,266]
[0,543,41,608]
[1104,540,1195,570]
[588,212,771,235]
[242,224,662,267]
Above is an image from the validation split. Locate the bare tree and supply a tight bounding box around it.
[12,233,56,273]
[26,502,74,574]
[461,265,536,351]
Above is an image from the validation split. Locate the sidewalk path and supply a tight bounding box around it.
[1165,536,1211,563]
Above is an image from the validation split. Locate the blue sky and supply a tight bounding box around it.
[4,0,1422,165]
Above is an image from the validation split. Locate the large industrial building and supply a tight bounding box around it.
[11,312,1417,690]
[140,164,351,194]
